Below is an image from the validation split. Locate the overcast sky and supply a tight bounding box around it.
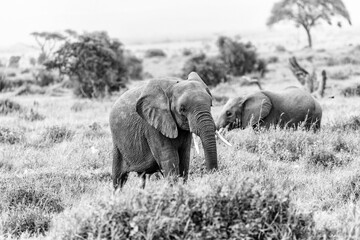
[0,0,359,47]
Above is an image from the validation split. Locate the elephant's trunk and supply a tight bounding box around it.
[191,108,218,170]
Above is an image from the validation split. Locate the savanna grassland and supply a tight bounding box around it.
[1,33,360,239]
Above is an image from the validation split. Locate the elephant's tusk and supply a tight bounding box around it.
[215,130,232,147]
[192,133,200,155]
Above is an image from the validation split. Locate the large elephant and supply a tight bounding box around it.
[216,86,322,131]
[109,72,218,189]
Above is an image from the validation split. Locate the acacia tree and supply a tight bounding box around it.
[267,0,351,48]
[30,31,66,63]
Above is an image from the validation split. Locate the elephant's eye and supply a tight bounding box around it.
[180,105,186,113]
[226,111,232,117]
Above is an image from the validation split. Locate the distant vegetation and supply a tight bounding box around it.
[182,53,228,86]
[182,36,266,86]
[144,48,167,58]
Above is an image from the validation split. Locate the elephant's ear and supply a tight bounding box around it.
[188,72,205,84]
[136,84,178,138]
[241,92,272,127]
[187,72,212,97]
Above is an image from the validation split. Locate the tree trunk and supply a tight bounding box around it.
[304,26,312,48]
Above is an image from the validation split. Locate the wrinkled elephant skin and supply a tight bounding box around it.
[109,72,218,189]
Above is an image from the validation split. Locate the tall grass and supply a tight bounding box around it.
[0,90,360,239]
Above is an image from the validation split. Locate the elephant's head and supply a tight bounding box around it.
[136,72,217,170]
[216,91,272,130]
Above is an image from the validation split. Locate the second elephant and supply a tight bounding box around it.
[216,86,322,131]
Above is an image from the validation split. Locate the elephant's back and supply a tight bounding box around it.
[264,87,317,124]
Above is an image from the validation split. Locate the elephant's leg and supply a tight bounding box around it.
[147,137,180,178]
[178,135,192,181]
[112,146,129,189]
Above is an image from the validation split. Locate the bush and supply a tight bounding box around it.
[6,188,64,213]
[331,115,360,131]
[217,36,267,77]
[2,187,64,237]
[275,45,287,52]
[8,56,21,68]
[340,173,360,202]
[306,148,344,170]
[182,53,228,86]
[37,52,47,65]
[0,99,21,114]
[144,48,166,58]
[83,122,108,139]
[45,31,130,98]
[51,182,317,239]
[14,84,46,96]
[341,84,360,97]
[0,159,14,171]
[329,70,351,80]
[33,69,58,86]
[21,108,46,122]
[0,127,23,144]
[124,53,143,80]
[70,101,88,112]
[182,48,193,56]
[42,125,74,143]
[267,56,279,63]
[29,57,36,66]
[3,208,52,237]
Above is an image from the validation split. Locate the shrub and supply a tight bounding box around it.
[14,84,46,96]
[275,45,287,52]
[21,108,46,121]
[182,48,193,56]
[267,56,279,63]
[341,56,360,65]
[20,68,31,74]
[341,84,360,97]
[124,53,143,80]
[340,173,360,202]
[6,188,64,213]
[51,182,317,239]
[144,48,166,58]
[0,159,14,171]
[217,36,267,76]
[3,208,52,237]
[42,125,74,143]
[306,148,344,170]
[332,136,351,152]
[45,31,129,98]
[6,72,16,77]
[29,57,36,66]
[33,69,58,86]
[328,70,351,80]
[83,122,108,139]
[37,52,47,65]
[8,56,21,68]
[0,99,21,114]
[0,127,23,144]
[182,53,228,86]
[1,185,64,237]
[70,101,88,112]
[331,115,360,131]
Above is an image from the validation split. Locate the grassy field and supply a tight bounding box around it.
[1,35,360,239]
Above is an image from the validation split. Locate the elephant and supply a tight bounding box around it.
[109,72,218,189]
[215,86,322,131]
